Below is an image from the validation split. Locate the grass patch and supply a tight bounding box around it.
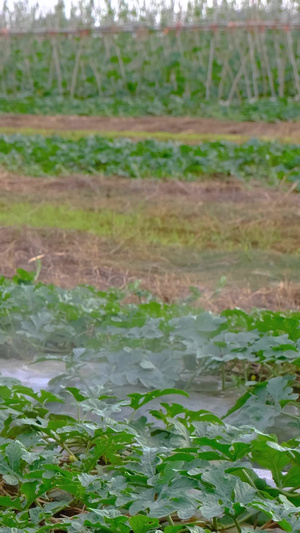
[0,201,286,252]
[0,127,251,144]
[0,126,297,145]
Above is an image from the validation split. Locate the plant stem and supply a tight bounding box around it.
[242,360,248,383]
[221,363,226,391]
[167,515,174,526]
[232,516,242,533]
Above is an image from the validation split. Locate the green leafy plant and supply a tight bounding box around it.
[1,96,300,122]
[0,134,299,187]
[1,274,300,395]
[0,380,298,532]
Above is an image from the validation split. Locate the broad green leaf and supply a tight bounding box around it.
[129,515,160,533]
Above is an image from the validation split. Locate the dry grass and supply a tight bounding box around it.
[1,114,300,142]
[1,226,300,312]
[1,173,300,253]
[1,171,300,311]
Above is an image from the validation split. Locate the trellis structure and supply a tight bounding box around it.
[0,21,300,101]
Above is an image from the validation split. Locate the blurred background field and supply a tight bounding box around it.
[1,0,300,311]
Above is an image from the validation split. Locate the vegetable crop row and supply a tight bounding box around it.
[0,133,300,186]
[0,271,300,532]
[2,96,300,122]
[1,26,300,102]
[1,270,300,394]
[0,378,299,532]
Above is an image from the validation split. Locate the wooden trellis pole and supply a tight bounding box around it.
[247,31,259,99]
[227,52,250,103]
[22,37,35,92]
[0,36,9,95]
[89,56,103,95]
[232,30,252,100]
[253,27,268,96]
[114,35,127,83]
[219,30,244,101]
[261,29,276,97]
[0,22,300,101]
[286,28,300,98]
[51,36,63,95]
[206,28,216,100]
[70,35,85,98]
[218,32,243,101]
[273,31,285,98]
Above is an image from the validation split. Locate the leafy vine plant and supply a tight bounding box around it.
[0,274,300,531]
[0,381,299,532]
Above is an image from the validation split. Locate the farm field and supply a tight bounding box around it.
[1,97,300,123]
[1,3,300,530]
[0,273,300,532]
[1,108,300,530]
[1,122,300,311]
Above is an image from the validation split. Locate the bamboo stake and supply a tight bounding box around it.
[193,30,206,98]
[103,34,111,60]
[176,30,190,97]
[89,58,102,95]
[273,31,285,98]
[218,33,235,100]
[206,30,215,100]
[114,36,126,83]
[253,27,268,96]
[218,59,227,100]
[261,30,276,97]
[233,31,252,100]
[150,32,159,90]
[23,38,34,93]
[227,53,250,103]
[51,37,63,96]
[247,31,259,99]
[164,31,177,92]
[0,37,8,95]
[286,29,300,98]
[218,58,242,102]
[70,36,84,98]
[218,31,243,102]
[47,53,54,89]
[10,38,19,95]
[134,29,148,95]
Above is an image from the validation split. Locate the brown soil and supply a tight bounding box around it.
[2,171,300,311]
[3,172,300,256]
[0,171,284,204]
[2,225,300,312]
[1,114,300,138]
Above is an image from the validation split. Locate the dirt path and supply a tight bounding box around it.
[1,114,300,138]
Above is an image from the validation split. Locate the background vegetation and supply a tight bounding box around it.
[0,0,300,105]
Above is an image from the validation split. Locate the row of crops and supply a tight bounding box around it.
[1,25,300,101]
[0,135,299,529]
[3,269,300,391]
[2,95,300,121]
[0,272,300,532]
[0,133,299,187]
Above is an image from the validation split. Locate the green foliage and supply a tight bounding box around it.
[0,134,300,186]
[1,96,300,122]
[0,25,298,102]
[0,273,300,529]
[1,274,300,399]
[0,380,298,531]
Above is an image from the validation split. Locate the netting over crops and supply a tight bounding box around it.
[0,0,300,101]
